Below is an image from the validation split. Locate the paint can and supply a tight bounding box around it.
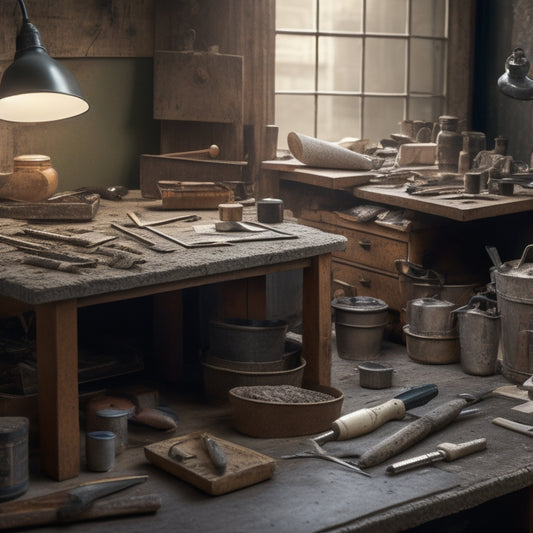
[95,409,129,455]
[86,431,116,472]
[0,417,29,502]
[257,198,284,223]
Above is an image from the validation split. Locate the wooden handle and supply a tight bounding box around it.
[333,399,406,440]
[437,438,487,461]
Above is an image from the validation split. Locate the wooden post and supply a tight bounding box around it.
[302,254,332,386]
[35,300,79,481]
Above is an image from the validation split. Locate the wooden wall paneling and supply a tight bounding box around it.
[159,121,243,163]
[447,0,476,127]
[0,0,156,60]
[153,50,243,123]
[155,0,275,188]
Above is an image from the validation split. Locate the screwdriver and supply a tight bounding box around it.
[386,437,487,474]
[313,383,438,445]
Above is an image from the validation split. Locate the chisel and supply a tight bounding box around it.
[386,438,487,474]
[313,383,438,445]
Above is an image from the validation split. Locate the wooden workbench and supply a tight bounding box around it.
[261,159,533,222]
[0,192,346,481]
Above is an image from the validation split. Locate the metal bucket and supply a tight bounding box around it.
[406,297,456,336]
[494,244,533,383]
[331,296,388,360]
[454,295,500,376]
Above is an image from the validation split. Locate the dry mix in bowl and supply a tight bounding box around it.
[232,385,336,404]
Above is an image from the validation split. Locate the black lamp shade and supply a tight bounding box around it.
[0,19,89,122]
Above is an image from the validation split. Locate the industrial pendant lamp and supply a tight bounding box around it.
[0,0,89,122]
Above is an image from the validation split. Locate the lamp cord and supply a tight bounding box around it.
[17,0,29,23]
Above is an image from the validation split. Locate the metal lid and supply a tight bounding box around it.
[408,297,455,309]
[331,296,388,312]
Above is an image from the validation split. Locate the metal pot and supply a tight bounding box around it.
[406,297,456,336]
[493,244,533,383]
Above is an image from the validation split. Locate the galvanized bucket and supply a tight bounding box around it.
[494,244,533,383]
[331,296,388,360]
[454,295,500,376]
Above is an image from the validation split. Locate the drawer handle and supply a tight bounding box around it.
[358,276,371,288]
[332,278,357,297]
[358,239,372,251]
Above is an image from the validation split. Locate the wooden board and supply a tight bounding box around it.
[140,154,247,198]
[262,159,376,190]
[144,432,276,495]
[354,185,533,222]
[0,194,100,221]
[153,51,243,123]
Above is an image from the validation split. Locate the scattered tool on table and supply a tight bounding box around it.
[357,392,491,469]
[0,475,159,530]
[92,246,146,269]
[127,211,232,248]
[126,211,200,227]
[386,438,487,475]
[23,228,117,247]
[203,434,227,476]
[22,255,83,273]
[492,417,533,437]
[281,439,370,477]
[110,223,177,253]
[48,185,129,201]
[313,384,438,445]
[168,442,196,462]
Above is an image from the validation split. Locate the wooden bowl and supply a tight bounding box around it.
[229,385,344,438]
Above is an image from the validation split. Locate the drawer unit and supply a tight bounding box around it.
[297,208,431,313]
[331,259,403,312]
[301,218,407,274]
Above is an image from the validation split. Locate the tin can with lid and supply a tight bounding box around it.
[0,417,29,502]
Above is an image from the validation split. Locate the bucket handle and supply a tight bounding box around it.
[518,244,533,268]
[453,294,498,314]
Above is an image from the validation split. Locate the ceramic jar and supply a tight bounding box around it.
[436,116,462,172]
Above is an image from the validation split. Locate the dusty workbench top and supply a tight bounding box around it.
[21,339,533,533]
[0,191,346,305]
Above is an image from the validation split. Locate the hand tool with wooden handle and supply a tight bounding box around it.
[203,435,227,476]
[386,437,487,474]
[492,417,533,437]
[0,475,159,530]
[313,384,438,445]
[357,397,469,468]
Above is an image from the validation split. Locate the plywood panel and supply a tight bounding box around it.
[0,0,155,60]
[153,51,243,123]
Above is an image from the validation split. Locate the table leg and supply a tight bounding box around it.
[302,253,332,386]
[35,300,79,480]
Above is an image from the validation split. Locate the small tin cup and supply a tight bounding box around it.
[86,431,116,472]
[257,198,284,223]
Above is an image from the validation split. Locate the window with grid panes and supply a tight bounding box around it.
[275,0,448,148]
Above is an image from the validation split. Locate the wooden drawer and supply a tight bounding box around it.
[331,260,403,312]
[301,219,408,274]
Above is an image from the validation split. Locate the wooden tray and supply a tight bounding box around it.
[0,193,100,220]
[144,432,275,495]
